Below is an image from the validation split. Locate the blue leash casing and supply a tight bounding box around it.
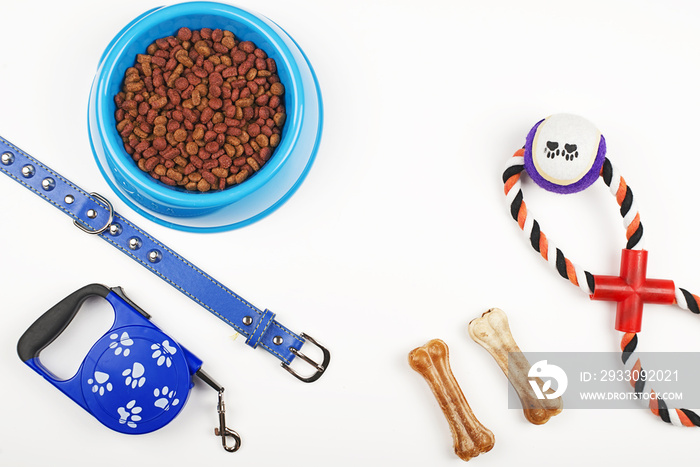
[18,284,202,434]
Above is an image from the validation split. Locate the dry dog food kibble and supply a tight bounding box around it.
[114,27,286,192]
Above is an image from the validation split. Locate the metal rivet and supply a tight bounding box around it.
[148,249,162,263]
[64,195,75,204]
[273,336,284,345]
[21,164,35,178]
[87,209,97,219]
[109,223,122,236]
[128,237,142,250]
[242,316,253,326]
[41,177,55,191]
[1,152,14,165]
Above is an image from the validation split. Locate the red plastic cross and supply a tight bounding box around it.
[590,249,676,333]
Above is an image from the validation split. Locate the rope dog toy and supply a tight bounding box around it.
[502,113,700,427]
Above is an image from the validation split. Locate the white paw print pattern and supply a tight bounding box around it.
[122,362,146,388]
[117,400,142,429]
[153,386,180,410]
[109,331,134,357]
[151,340,177,367]
[87,371,113,396]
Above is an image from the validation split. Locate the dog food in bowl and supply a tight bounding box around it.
[114,27,286,192]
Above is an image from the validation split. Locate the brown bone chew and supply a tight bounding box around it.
[468,308,563,425]
[408,339,495,462]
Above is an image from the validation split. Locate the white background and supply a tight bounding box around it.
[1,0,700,465]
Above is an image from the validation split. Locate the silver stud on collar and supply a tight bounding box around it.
[41,177,55,191]
[242,316,253,326]
[128,237,142,250]
[273,336,283,345]
[148,249,162,263]
[109,223,122,236]
[64,195,75,204]
[87,209,97,219]
[1,152,14,165]
[21,165,35,178]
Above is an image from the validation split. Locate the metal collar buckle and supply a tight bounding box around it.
[73,192,114,235]
[281,333,331,383]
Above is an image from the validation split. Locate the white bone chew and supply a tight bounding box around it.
[468,308,562,425]
[408,339,495,461]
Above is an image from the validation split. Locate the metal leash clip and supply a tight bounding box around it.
[196,369,241,452]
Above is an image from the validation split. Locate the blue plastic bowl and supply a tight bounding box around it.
[88,1,323,232]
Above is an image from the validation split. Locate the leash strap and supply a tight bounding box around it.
[0,135,329,382]
[503,119,700,425]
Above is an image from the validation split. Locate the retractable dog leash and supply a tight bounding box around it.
[503,114,700,427]
[18,284,241,451]
[1,134,331,449]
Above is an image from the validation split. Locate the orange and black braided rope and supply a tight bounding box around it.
[504,149,644,296]
[621,333,700,426]
[504,148,700,425]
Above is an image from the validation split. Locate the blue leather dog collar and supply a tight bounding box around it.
[0,135,329,382]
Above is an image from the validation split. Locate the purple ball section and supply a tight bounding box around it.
[523,119,607,194]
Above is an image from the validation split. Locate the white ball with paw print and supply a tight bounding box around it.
[531,113,601,185]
